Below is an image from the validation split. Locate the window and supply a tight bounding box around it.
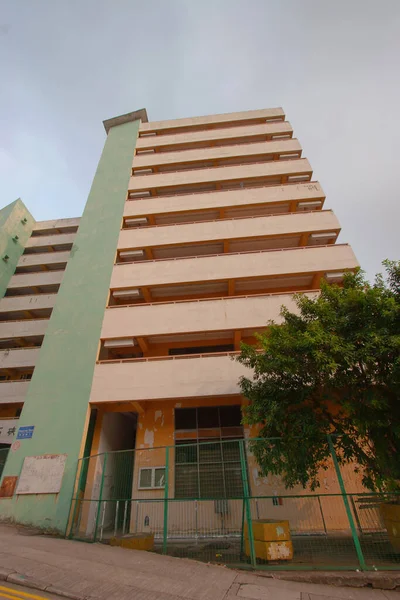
[175,408,197,430]
[175,439,243,499]
[174,405,244,499]
[138,467,165,490]
[175,405,243,435]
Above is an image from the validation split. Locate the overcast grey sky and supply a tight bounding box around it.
[1,0,399,279]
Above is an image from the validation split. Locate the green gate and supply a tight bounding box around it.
[68,437,400,571]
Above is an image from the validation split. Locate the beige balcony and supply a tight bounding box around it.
[7,271,63,296]
[33,217,80,236]
[16,250,70,273]
[117,210,339,260]
[136,121,293,153]
[0,319,48,341]
[110,244,358,303]
[102,291,317,341]
[0,381,30,404]
[139,108,285,136]
[0,348,40,370]
[25,232,76,253]
[132,139,302,172]
[90,353,248,404]
[0,294,56,321]
[123,182,325,226]
[128,158,312,195]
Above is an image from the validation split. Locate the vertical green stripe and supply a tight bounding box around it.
[0,119,140,532]
[0,199,35,298]
[163,447,170,554]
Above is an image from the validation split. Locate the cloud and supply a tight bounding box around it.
[1,0,399,278]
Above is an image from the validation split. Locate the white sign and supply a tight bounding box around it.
[16,454,67,495]
[0,419,18,444]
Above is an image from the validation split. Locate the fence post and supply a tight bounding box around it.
[239,440,256,568]
[327,435,367,570]
[68,457,85,539]
[93,452,107,543]
[240,499,245,557]
[162,446,170,555]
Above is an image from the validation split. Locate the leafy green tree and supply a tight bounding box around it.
[237,260,400,491]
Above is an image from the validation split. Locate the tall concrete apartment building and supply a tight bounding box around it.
[0,107,359,533]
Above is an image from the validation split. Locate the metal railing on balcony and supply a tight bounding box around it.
[127,172,314,201]
[97,350,240,365]
[113,242,349,267]
[121,208,327,231]
[106,289,319,310]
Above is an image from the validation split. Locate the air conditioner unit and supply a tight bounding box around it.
[136,149,156,155]
[287,175,310,183]
[112,288,141,299]
[325,272,345,283]
[104,338,137,348]
[125,217,148,227]
[119,250,145,260]
[133,168,153,176]
[298,201,322,210]
[310,232,337,241]
[128,191,151,199]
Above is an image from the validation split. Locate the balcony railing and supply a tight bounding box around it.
[97,350,240,365]
[122,208,325,231]
[106,288,318,310]
[113,242,347,267]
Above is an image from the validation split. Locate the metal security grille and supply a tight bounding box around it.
[175,439,243,498]
[174,406,244,499]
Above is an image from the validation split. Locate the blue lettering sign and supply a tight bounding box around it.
[16,426,35,440]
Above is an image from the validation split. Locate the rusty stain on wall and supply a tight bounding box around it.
[0,476,18,498]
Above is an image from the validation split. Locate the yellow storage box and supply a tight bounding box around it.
[245,539,294,561]
[110,533,154,551]
[244,519,291,542]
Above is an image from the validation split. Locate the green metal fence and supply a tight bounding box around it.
[68,437,400,571]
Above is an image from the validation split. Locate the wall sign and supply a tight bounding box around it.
[16,426,35,440]
[16,454,67,495]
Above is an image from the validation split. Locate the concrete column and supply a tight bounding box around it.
[0,117,141,532]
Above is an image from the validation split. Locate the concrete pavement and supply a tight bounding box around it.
[0,525,398,600]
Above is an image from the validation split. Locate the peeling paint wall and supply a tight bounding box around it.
[129,398,371,534]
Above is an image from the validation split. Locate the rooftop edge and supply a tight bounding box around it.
[103,108,149,133]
